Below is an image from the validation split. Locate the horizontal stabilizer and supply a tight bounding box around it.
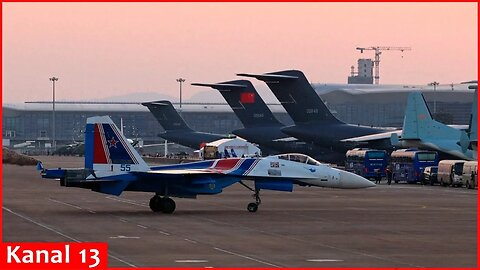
[237,73,298,82]
[36,161,44,171]
[390,133,400,146]
[191,83,247,90]
[95,180,130,196]
[342,130,402,143]
[141,101,171,106]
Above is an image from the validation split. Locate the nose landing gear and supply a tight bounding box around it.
[240,180,262,213]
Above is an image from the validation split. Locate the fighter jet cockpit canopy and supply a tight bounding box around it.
[276,153,323,166]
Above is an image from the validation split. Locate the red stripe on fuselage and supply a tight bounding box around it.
[93,124,108,164]
[213,159,241,170]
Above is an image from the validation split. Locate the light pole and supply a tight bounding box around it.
[49,77,58,151]
[176,78,185,109]
[428,81,439,117]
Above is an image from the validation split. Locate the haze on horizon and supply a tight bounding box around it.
[2,2,477,104]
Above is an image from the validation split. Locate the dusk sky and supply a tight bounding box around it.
[2,2,477,103]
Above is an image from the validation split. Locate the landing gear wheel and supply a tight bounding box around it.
[239,181,262,213]
[161,198,176,214]
[149,196,163,212]
[247,188,261,213]
[247,203,258,213]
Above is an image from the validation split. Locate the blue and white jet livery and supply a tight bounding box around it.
[39,116,374,214]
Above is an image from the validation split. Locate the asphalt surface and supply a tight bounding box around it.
[3,156,477,267]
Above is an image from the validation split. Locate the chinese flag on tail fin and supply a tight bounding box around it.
[240,92,255,104]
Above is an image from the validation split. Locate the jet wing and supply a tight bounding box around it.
[140,169,220,175]
[341,130,402,143]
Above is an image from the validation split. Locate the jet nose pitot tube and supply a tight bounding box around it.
[338,170,376,189]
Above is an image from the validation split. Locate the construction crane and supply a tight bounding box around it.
[356,46,411,84]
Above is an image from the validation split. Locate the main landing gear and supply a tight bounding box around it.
[240,181,261,213]
[149,195,176,214]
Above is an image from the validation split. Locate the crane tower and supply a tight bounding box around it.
[356,46,411,84]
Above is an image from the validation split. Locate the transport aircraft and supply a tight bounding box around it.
[390,90,477,160]
[38,116,375,214]
[192,80,345,163]
[237,70,397,150]
[142,101,229,149]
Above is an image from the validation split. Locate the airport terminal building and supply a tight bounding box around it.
[3,83,475,153]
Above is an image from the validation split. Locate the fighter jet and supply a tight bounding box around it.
[39,116,375,214]
[391,90,477,160]
[237,70,397,150]
[142,101,229,149]
[192,80,345,163]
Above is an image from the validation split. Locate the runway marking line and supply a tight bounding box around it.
[213,247,281,268]
[48,198,83,210]
[106,194,424,267]
[175,259,208,263]
[3,206,137,268]
[106,196,146,207]
[137,224,148,229]
[109,235,141,239]
[307,259,344,262]
[184,238,198,244]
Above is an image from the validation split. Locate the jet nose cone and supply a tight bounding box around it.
[338,170,376,189]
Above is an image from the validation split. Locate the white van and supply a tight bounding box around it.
[462,161,478,189]
[438,160,466,187]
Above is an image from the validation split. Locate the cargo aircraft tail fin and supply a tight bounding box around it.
[192,80,282,128]
[238,70,342,124]
[142,101,193,132]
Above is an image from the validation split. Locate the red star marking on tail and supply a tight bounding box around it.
[108,137,118,148]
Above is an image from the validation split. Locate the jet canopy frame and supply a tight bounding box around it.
[276,153,322,166]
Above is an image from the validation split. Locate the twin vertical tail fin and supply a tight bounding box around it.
[192,80,282,128]
[142,101,193,132]
[84,116,149,171]
[237,70,342,124]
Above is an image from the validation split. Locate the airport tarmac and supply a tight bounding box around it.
[3,156,477,267]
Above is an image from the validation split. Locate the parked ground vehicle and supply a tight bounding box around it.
[438,160,466,187]
[390,149,438,183]
[422,166,438,185]
[345,148,388,179]
[462,161,478,189]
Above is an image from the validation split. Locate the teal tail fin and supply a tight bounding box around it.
[402,92,466,141]
[468,89,477,143]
